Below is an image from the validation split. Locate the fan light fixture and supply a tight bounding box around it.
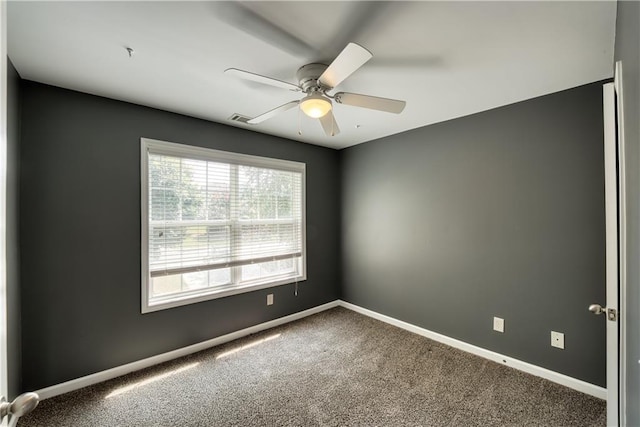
[300,93,331,118]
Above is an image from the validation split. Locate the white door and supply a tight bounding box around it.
[601,75,625,427]
[1,0,10,423]
[0,3,38,425]
[1,5,40,426]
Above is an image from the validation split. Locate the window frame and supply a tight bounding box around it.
[141,138,306,313]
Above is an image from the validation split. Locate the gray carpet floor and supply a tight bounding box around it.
[19,307,605,426]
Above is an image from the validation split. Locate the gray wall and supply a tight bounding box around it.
[19,82,341,391]
[341,82,607,386]
[7,59,22,399]
[614,1,640,424]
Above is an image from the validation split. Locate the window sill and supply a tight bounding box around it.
[141,274,307,314]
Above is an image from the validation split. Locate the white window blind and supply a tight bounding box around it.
[141,138,306,313]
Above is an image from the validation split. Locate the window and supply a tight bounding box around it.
[141,138,306,313]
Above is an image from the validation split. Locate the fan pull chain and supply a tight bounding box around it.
[298,106,302,136]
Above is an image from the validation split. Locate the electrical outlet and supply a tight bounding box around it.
[493,317,505,333]
[551,331,564,349]
[266,294,274,306]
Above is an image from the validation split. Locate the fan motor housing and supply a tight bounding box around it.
[296,63,329,92]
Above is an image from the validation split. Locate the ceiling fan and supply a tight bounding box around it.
[225,42,406,137]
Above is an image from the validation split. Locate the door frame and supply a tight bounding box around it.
[614,60,628,427]
[602,62,628,427]
[603,81,619,427]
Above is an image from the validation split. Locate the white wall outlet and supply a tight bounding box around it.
[493,317,505,333]
[551,331,565,349]
[266,294,274,306]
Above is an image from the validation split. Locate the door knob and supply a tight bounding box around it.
[0,392,39,421]
[589,304,617,321]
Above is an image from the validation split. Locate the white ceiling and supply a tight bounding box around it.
[8,1,617,149]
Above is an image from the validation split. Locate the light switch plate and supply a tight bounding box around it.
[267,294,274,306]
[551,331,564,349]
[493,317,505,333]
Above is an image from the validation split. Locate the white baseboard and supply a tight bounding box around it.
[35,300,340,400]
[337,300,607,400]
[35,299,606,402]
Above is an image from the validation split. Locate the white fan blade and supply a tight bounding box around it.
[318,43,372,89]
[325,3,397,58]
[225,68,301,92]
[335,92,406,114]
[319,111,341,137]
[248,101,300,124]
[214,2,318,58]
